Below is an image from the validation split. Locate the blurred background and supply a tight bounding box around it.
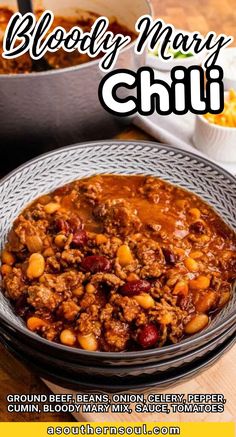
[153,0,236,37]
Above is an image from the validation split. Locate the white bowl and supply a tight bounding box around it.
[146,50,206,71]
[193,95,236,163]
[146,29,207,71]
[218,47,236,91]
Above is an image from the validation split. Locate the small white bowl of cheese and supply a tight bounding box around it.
[193,91,236,163]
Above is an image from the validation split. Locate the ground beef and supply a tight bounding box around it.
[90,272,124,289]
[77,312,101,336]
[79,179,103,204]
[94,199,142,236]
[110,294,140,322]
[27,284,62,310]
[61,249,83,265]
[136,238,163,265]
[79,292,96,309]
[13,215,48,247]
[140,263,162,279]
[40,271,85,294]
[58,300,80,321]
[104,319,130,351]
[3,268,25,300]
[46,256,61,273]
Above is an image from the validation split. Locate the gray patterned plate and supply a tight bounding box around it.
[1,327,236,392]
[0,141,235,360]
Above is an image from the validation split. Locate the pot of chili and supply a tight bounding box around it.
[0,0,151,153]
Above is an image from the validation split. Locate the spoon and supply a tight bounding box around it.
[17,0,52,71]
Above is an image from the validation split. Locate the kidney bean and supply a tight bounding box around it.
[162,248,176,265]
[120,280,151,296]
[54,218,70,234]
[189,221,205,234]
[68,216,83,232]
[137,323,159,348]
[72,230,88,247]
[80,255,111,273]
[55,216,84,235]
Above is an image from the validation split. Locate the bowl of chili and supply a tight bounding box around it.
[0,141,235,369]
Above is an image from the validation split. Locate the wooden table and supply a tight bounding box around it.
[1,0,236,422]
